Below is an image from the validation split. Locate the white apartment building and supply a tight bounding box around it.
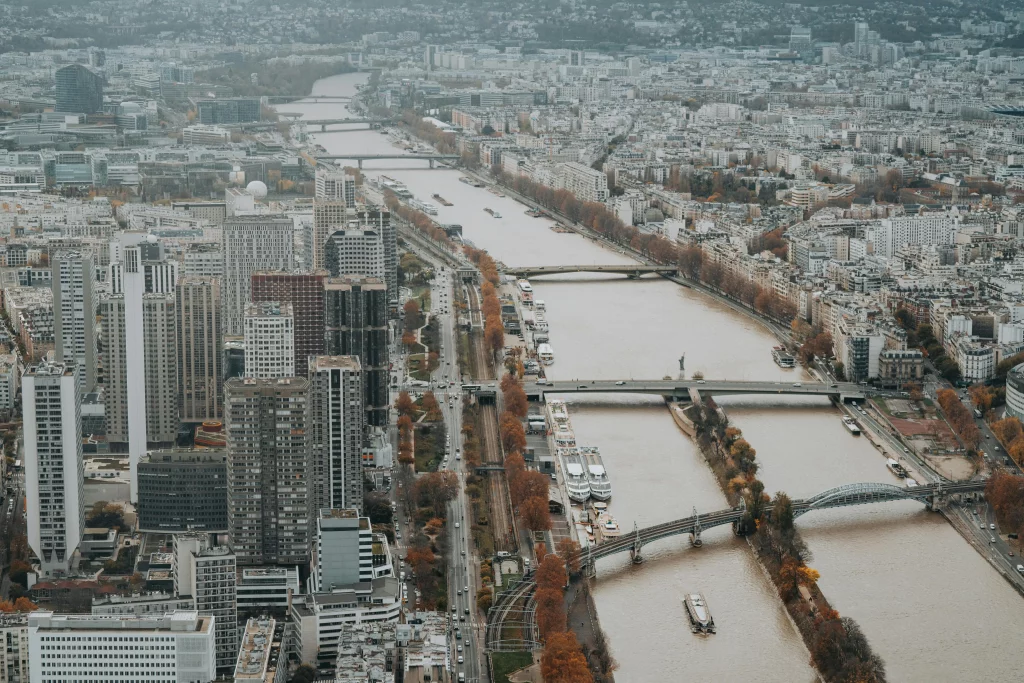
[243,301,295,379]
[324,229,386,284]
[289,578,402,667]
[237,567,300,614]
[0,355,19,413]
[221,216,294,335]
[24,361,84,577]
[308,356,364,512]
[182,125,231,146]
[312,199,350,272]
[51,250,96,391]
[557,161,608,202]
[952,336,996,382]
[869,214,960,257]
[315,166,356,205]
[312,509,375,593]
[173,533,238,675]
[182,243,223,278]
[28,610,216,683]
[0,614,29,683]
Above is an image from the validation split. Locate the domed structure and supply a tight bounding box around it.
[246,180,268,198]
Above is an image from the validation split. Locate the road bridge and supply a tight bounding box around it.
[314,153,460,168]
[235,117,388,132]
[503,264,677,279]
[495,378,867,402]
[262,95,353,103]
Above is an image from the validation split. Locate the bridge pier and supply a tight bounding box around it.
[629,523,644,564]
[357,159,363,169]
[690,507,703,547]
[429,159,435,169]
[321,124,327,132]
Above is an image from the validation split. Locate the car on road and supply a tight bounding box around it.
[457,589,462,595]
[457,656,464,664]
[455,522,460,528]
[457,645,463,652]
[615,380,625,385]
[461,549,466,555]
[990,523,996,530]
[697,380,705,384]
[464,585,469,592]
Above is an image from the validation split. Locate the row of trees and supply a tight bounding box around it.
[396,391,415,465]
[678,246,799,324]
[534,552,594,683]
[383,190,457,251]
[985,470,1024,537]
[401,110,458,155]
[936,389,981,450]
[502,452,550,533]
[480,280,506,358]
[501,374,528,419]
[990,417,1024,465]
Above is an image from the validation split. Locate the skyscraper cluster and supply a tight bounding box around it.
[25,182,397,591]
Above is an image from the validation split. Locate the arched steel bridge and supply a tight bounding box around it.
[503,264,678,279]
[485,480,985,651]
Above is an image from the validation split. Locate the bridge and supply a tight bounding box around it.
[314,153,460,169]
[579,480,986,567]
[511,378,867,402]
[235,118,388,132]
[503,264,678,279]
[263,95,353,103]
[485,480,986,650]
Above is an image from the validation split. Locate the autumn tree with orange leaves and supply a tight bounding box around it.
[541,631,594,683]
[498,411,526,453]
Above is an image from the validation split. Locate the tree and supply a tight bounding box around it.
[557,537,582,575]
[520,496,551,532]
[499,412,527,453]
[535,554,568,591]
[541,631,594,683]
[477,586,493,611]
[86,501,125,530]
[403,299,423,329]
[363,492,393,525]
[291,664,318,683]
[535,588,567,639]
[421,391,443,422]
[503,382,529,419]
[773,491,794,537]
[395,392,414,417]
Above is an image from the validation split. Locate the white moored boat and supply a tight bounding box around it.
[580,446,612,501]
[538,343,554,365]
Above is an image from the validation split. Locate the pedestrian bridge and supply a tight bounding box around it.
[504,264,677,279]
[514,378,866,402]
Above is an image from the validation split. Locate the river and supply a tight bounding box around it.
[291,72,1024,682]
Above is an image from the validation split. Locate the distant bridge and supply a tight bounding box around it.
[263,95,353,103]
[504,264,678,279]
[485,480,986,651]
[235,117,388,132]
[314,153,460,168]
[507,378,867,402]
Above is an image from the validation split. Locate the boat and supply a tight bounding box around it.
[580,446,612,501]
[537,343,555,365]
[772,346,796,368]
[484,208,496,216]
[561,451,591,503]
[535,300,546,312]
[407,198,438,215]
[459,177,485,187]
[886,458,909,479]
[683,593,715,634]
[534,317,549,333]
[842,416,861,435]
[432,193,453,206]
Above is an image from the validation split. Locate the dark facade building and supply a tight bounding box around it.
[137,450,229,533]
[251,271,327,372]
[325,276,389,427]
[197,98,261,124]
[55,64,105,114]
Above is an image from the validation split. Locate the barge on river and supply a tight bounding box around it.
[683,593,716,634]
[772,345,796,368]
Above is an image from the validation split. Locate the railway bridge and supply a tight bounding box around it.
[485,480,986,652]
[503,264,677,279]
